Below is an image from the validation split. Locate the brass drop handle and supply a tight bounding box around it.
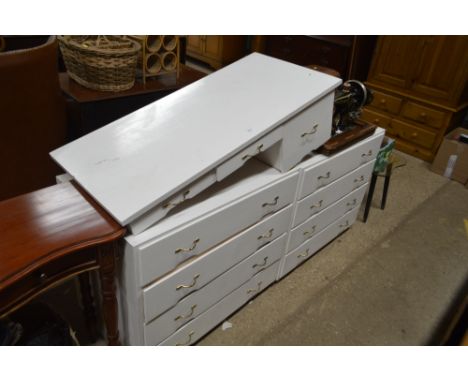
[252,256,269,269]
[174,305,197,321]
[247,281,262,294]
[361,150,373,158]
[303,225,316,237]
[310,200,323,210]
[257,228,274,240]
[339,220,350,228]
[175,238,200,254]
[242,144,264,161]
[163,190,190,209]
[347,198,357,208]
[374,118,380,124]
[262,196,279,208]
[301,124,319,137]
[176,274,200,290]
[317,171,330,180]
[175,330,195,346]
[297,248,310,258]
[380,98,386,104]
[354,175,365,183]
[419,112,427,119]
[411,132,418,138]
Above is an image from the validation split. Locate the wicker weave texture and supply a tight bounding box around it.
[58,36,141,92]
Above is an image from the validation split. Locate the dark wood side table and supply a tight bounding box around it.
[0,182,126,345]
[60,64,206,141]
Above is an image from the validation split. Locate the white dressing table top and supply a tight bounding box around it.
[50,53,341,225]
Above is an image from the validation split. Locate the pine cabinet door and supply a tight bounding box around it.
[409,36,468,104]
[368,36,420,89]
[187,35,204,55]
[203,35,222,60]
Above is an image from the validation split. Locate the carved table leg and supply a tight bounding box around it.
[97,242,120,345]
[78,272,98,343]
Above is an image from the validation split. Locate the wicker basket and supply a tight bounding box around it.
[58,36,141,92]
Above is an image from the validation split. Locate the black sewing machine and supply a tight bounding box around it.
[319,80,376,155]
[332,80,373,136]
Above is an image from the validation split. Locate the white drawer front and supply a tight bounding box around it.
[288,184,367,252]
[299,129,383,199]
[259,93,334,172]
[142,207,292,322]
[279,207,360,279]
[129,171,217,235]
[293,160,374,227]
[158,261,279,346]
[144,235,286,345]
[279,92,334,171]
[136,171,299,286]
[216,127,283,181]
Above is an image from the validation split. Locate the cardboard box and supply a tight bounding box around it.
[431,127,468,184]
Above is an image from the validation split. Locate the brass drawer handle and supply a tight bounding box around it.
[297,248,310,258]
[317,171,330,180]
[262,196,279,208]
[361,150,373,158]
[339,220,350,228]
[419,112,427,119]
[380,98,386,104]
[174,305,197,321]
[175,238,200,254]
[242,144,264,161]
[310,200,323,210]
[301,124,319,137]
[303,225,316,237]
[411,132,418,138]
[354,175,365,183]
[163,190,190,209]
[176,274,200,290]
[252,256,269,269]
[347,198,357,208]
[257,228,274,240]
[175,330,195,346]
[247,281,263,294]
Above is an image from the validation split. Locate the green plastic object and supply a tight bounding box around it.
[374,137,395,173]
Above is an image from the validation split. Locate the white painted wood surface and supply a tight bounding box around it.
[293,160,375,227]
[158,261,280,346]
[142,208,291,321]
[297,128,385,199]
[144,234,286,345]
[279,207,360,279]
[50,53,341,225]
[259,92,334,172]
[287,184,368,252]
[126,160,288,247]
[134,170,298,286]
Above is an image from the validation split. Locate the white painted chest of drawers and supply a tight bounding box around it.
[49,52,383,345]
[119,128,384,345]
